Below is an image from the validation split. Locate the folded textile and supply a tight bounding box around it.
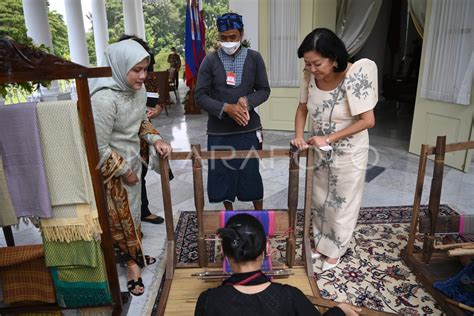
[40,203,102,242]
[36,100,91,206]
[0,155,17,226]
[43,239,101,268]
[0,245,55,304]
[0,102,53,218]
[433,262,474,307]
[37,100,102,242]
[49,241,112,308]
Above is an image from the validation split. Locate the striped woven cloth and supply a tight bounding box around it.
[0,245,55,304]
[44,239,112,308]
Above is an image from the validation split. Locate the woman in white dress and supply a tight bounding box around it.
[291,28,377,272]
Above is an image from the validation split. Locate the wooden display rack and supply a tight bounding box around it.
[155,146,396,316]
[401,135,474,315]
[0,36,125,315]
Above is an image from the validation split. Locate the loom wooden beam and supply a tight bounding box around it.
[201,210,290,235]
[406,144,430,255]
[306,296,398,316]
[303,148,315,277]
[159,158,174,243]
[169,148,307,160]
[418,215,461,233]
[423,136,446,263]
[191,145,208,268]
[286,147,300,267]
[76,78,123,316]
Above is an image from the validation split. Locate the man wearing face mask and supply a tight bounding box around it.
[195,12,271,211]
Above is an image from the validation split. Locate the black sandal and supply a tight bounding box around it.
[145,255,156,265]
[127,277,144,296]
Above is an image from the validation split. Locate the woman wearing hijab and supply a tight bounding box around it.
[195,214,361,316]
[90,39,172,296]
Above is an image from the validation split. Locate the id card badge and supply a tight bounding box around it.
[226,71,236,86]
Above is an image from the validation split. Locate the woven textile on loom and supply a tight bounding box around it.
[433,262,474,307]
[0,102,53,218]
[0,245,55,304]
[37,100,101,242]
[459,214,474,235]
[44,239,111,308]
[220,211,275,273]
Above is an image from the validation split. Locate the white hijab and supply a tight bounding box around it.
[90,39,150,95]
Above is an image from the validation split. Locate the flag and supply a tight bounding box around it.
[185,0,206,87]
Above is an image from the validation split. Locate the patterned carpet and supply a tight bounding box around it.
[158,205,467,315]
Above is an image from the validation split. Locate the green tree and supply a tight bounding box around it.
[48,9,69,58]
[0,0,68,98]
[0,0,69,58]
[85,13,96,65]
[105,0,124,44]
[201,0,229,51]
[0,0,29,44]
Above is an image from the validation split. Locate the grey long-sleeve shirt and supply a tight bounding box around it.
[195,49,270,135]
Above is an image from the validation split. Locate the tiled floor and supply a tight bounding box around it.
[1,84,473,315]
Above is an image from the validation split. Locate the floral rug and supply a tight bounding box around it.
[159,205,469,315]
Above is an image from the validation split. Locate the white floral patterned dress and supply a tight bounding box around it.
[300,58,378,258]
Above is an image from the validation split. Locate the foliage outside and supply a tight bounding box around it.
[103,0,229,70]
[0,0,67,99]
[0,0,230,98]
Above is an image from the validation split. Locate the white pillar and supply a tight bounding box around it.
[229,0,259,51]
[22,0,53,49]
[64,0,90,66]
[22,0,69,100]
[123,0,138,36]
[91,0,109,65]
[135,0,146,40]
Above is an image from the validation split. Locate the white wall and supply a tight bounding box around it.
[229,0,259,51]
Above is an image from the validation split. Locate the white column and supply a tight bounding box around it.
[123,0,138,36]
[135,0,146,40]
[229,0,259,51]
[91,0,109,65]
[22,0,53,49]
[64,0,90,66]
[22,0,68,100]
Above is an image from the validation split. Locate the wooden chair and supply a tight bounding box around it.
[168,68,178,102]
[144,71,171,115]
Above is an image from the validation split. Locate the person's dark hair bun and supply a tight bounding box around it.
[217,214,266,263]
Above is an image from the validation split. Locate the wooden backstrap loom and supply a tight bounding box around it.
[156,145,395,316]
[0,37,125,315]
[401,135,474,315]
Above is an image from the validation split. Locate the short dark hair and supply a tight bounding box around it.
[217,214,266,263]
[297,28,348,72]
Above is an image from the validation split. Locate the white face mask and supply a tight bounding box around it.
[219,41,241,55]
